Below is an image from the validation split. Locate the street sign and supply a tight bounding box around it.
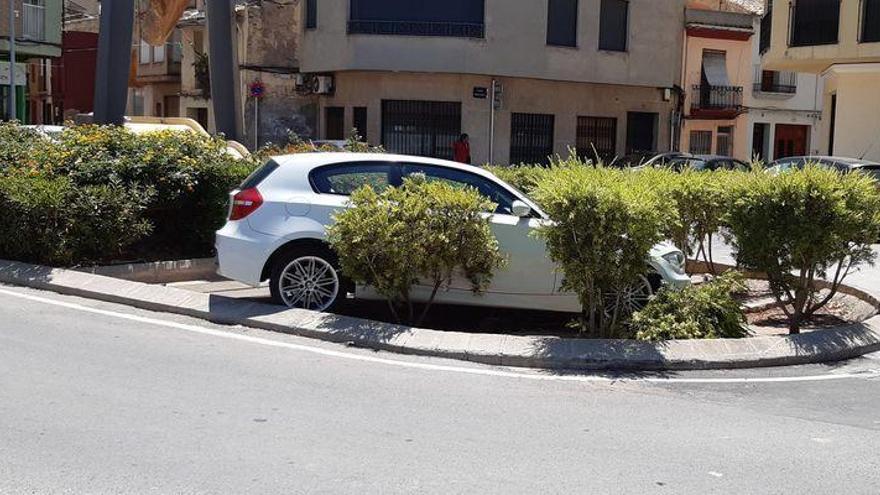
[473,87,488,99]
[0,62,26,87]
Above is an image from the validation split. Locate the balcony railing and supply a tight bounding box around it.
[690,85,743,112]
[22,2,46,41]
[347,20,484,38]
[789,0,840,47]
[759,11,772,53]
[753,67,797,94]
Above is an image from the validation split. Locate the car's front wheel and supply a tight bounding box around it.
[269,247,346,311]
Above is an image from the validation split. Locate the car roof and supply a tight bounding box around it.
[271,152,504,180]
[693,155,740,161]
[773,156,880,166]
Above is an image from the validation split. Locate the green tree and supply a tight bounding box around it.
[726,166,880,333]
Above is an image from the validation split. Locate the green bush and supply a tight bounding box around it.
[531,164,676,337]
[644,168,741,274]
[484,164,551,197]
[726,165,880,334]
[631,272,749,341]
[0,169,152,265]
[328,175,505,325]
[0,123,258,265]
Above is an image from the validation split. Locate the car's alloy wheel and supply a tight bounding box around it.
[277,256,340,311]
[603,275,653,319]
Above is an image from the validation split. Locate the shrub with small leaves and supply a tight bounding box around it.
[726,165,880,334]
[631,272,749,341]
[328,176,505,325]
[531,163,676,337]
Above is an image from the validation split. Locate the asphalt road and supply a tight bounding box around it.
[2,285,880,494]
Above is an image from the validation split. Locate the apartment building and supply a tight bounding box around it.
[761,0,880,161]
[300,0,686,165]
[0,0,62,123]
[127,1,189,119]
[178,0,311,147]
[681,0,820,161]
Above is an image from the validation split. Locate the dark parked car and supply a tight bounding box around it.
[664,155,751,172]
[766,156,880,181]
[618,151,690,169]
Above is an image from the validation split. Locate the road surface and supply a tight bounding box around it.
[2,284,879,494]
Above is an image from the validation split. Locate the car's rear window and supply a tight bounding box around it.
[240,159,280,189]
[310,162,395,195]
[857,166,880,182]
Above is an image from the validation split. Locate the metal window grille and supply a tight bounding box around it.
[790,0,840,47]
[753,67,797,94]
[689,130,712,155]
[576,116,617,164]
[381,100,462,159]
[716,126,733,156]
[691,85,743,110]
[510,113,555,165]
[325,107,345,140]
[353,107,368,141]
[348,0,485,38]
[22,0,45,41]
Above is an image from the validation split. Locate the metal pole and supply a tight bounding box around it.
[206,0,239,140]
[93,0,134,125]
[489,78,495,164]
[8,0,16,121]
[254,96,258,148]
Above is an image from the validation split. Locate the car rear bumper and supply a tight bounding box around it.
[215,221,275,286]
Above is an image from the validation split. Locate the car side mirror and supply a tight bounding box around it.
[511,200,532,218]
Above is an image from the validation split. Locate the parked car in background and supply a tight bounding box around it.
[664,155,750,172]
[766,156,880,181]
[216,153,691,314]
[618,151,690,168]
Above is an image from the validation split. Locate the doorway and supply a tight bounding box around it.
[774,124,809,159]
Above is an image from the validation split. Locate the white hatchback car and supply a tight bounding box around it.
[216,153,690,314]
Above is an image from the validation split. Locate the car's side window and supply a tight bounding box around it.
[309,162,399,196]
[401,164,518,215]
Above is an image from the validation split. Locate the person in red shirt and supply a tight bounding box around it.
[453,133,471,164]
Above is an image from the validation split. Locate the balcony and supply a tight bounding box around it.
[136,43,183,83]
[789,0,840,47]
[22,1,45,41]
[690,85,743,119]
[347,20,484,38]
[753,67,797,95]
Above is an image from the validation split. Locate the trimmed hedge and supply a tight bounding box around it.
[0,123,258,265]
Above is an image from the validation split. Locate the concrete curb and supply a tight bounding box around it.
[74,258,218,284]
[3,259,880,371]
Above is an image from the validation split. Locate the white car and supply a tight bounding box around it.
[215,153,690,314]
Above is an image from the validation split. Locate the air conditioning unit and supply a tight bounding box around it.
[315,75,334,95]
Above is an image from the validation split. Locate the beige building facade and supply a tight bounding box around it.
[761,0,880,161]
[300,0,686,164]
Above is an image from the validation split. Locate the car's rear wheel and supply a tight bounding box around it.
[269,247,346,311]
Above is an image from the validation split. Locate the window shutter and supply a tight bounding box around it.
[547,0,578,47]
[599,0,628,51]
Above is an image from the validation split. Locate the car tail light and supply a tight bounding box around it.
[229,188,263,220]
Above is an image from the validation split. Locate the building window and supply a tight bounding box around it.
[752,123,769,161]
[22,0,45,41]
[790,0,840,47]
[576,116,617,164]
[599,0,628,51]
[510,113,555,165]
[863,0,880,42]
[716,126,733,156]
[139,40,152,64]
[348,0,485,38]
[325,107,345,140]
[381,100,462,159]
[625,112,657,154]
[153,43,165,63]
[547,0,577,47]
[689,130,712,155]
[759,0,773,53]
[306,0,317,29]
[353,107,368,141]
